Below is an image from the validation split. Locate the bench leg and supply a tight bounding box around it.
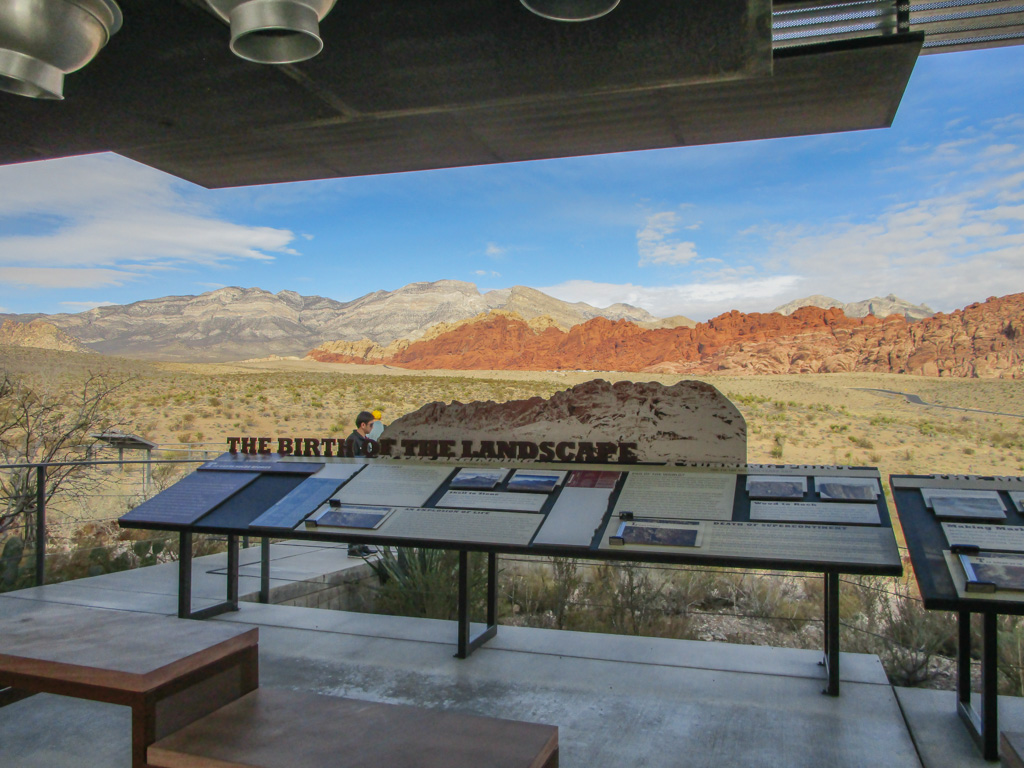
[133,644,259,767]
[132,701,156,768]
[0,686,36,707]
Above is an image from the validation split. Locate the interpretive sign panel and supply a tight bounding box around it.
[612,471,735,521]
[700,522,898,565]
[250,474,359,530]
[601,519,899,565]
[367,507,542,547]
[609,520,703,548]
[920,488,1006,521]
[200,454,322,475]
[507,470,567,493]
[944,550,1024,603]
[941,522,1024,553]
[121,471,259,526]
[814,476,879,501]
[449,468,510,490]
[436,490,547,513]
[532,487,616,547]
[1011,491,1024,513]
[331,464,453,507]
[749,500,880,525]
[746,475,807,500]
[306,505,393,530]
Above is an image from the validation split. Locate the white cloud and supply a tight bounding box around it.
[485,242,506,259]
[762,188,1024,311]
[637,211,699,267]
[474,270,501,278]
[0,154,298,289]
[0,267,142,289]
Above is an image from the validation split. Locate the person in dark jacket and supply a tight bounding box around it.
[346,410,375,457]
[346,410,377,557]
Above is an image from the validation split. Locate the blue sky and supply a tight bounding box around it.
[1,44,1022,321]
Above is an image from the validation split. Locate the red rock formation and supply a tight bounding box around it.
[307,293,1024,379]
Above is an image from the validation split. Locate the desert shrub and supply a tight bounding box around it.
[842,575,954,687]
[370,547,486,621]
[730,573,817,632]
[502,557,585,630]
[587,562,671,636]
[998,617,1024,696]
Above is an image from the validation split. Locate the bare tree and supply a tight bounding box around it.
[0,370,127,542]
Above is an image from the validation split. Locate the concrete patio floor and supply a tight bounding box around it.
[1,541,1021,767]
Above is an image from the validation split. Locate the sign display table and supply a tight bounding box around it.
[121,456,905,696]
[0,602,258,768]
[891,474,1024,760]
[120,454,902,697]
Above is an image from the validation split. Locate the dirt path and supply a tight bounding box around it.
[853,388,1024,419]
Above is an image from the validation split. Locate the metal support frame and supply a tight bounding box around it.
[177,531,241,620]
[820,571,841,696]
[958,610,1000,761]
[896,0,911,34]
[260,536,271,604]
[455,550,499,659]
[34,466,46,586]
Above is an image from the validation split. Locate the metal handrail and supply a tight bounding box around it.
[0,457,212,586]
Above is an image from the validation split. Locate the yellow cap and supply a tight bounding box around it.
[372,409,383,420]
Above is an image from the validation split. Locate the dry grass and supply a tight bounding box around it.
[4,348,1021,478]
[5,347,1024,688]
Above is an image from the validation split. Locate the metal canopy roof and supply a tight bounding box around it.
[0,0,930,189]
[773,0,1024,55]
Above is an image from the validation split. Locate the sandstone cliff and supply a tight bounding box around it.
[308,293,1024,379]
[0,319,93,353]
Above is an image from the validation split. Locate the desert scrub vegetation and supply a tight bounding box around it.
[363,553,1024,693]
[6,351,1024,692]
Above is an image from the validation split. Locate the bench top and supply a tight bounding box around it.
[148,687,558,768]
[0,603,257,694]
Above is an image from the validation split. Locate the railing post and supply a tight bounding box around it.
[35,465,46,586]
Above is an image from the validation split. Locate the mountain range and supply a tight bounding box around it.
[309,293,1024,379]
[771,294,934,321]
[1,281,951,368]
[0,281,657,363]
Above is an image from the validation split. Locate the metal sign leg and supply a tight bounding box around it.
[455,550,498,659]
[820,571,840,696]
[178,532,242,620]
[957,611,1000,760]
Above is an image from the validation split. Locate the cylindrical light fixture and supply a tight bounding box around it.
[205,0,337,64]
[0,0,122,100]
[521,0,619,22]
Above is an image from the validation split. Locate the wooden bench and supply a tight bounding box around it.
[0,603,258,768]
[148,687,558,768]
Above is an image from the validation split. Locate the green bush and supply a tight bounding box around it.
[369,547,486,621]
